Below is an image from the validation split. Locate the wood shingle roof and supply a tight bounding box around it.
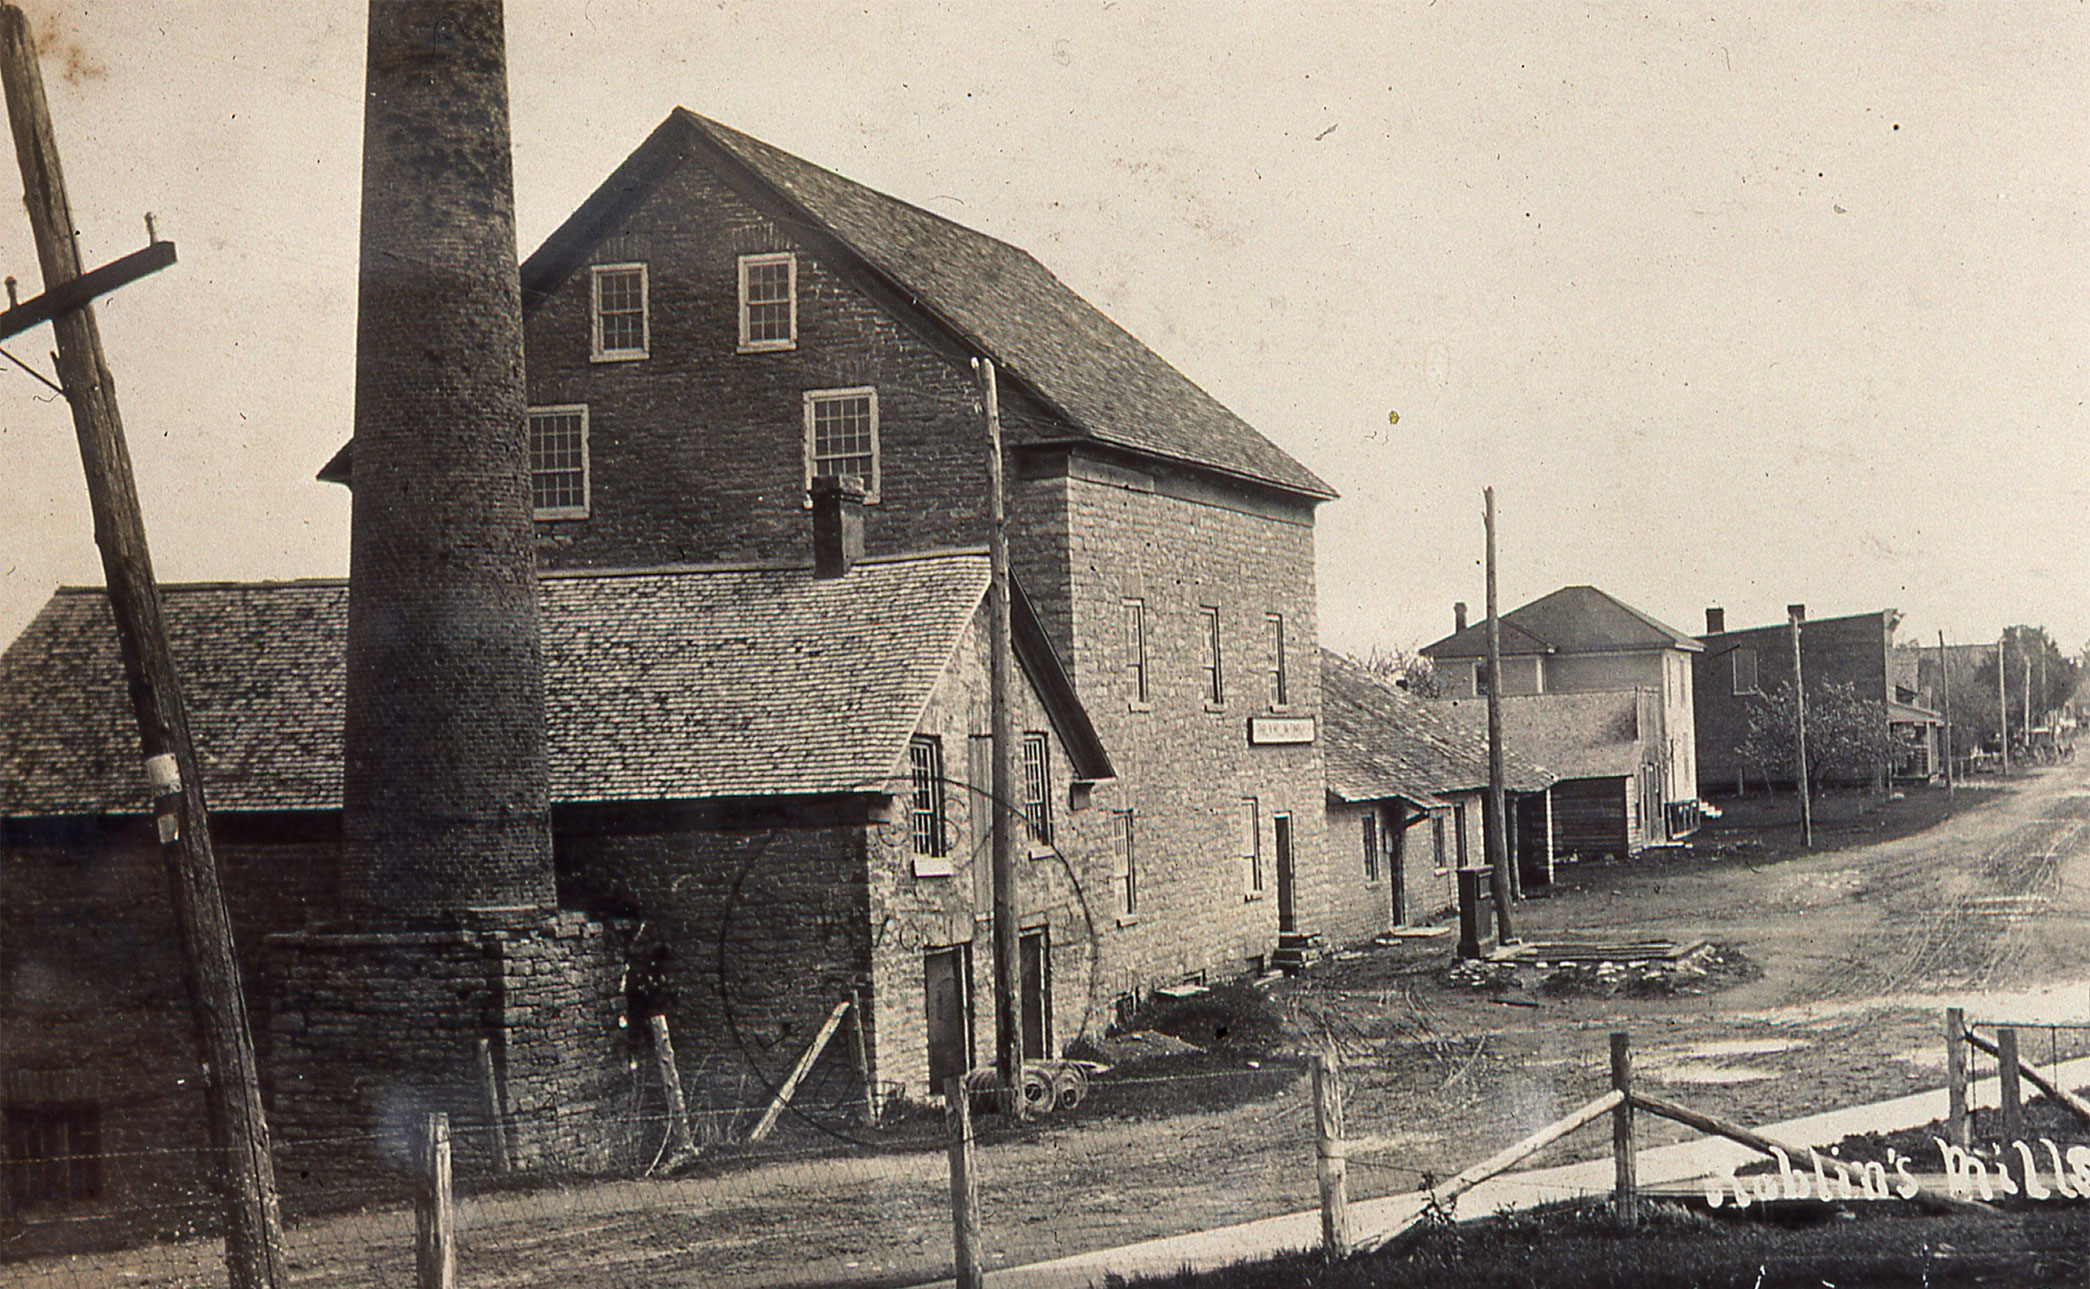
[0,553,1101,818]
[1322,651,1552,805]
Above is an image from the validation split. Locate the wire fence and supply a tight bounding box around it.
[9,1010,2090,1288]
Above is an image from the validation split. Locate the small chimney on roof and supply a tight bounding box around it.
[1454,601,1468,633]
[1705,606,1725,635]
[1788,603,1807,624]
[811,474,866,578]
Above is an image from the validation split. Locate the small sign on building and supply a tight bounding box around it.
[1247,715,1315,746]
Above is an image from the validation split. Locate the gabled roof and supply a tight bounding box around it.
[322,110,1335,501]
[1423,585,1702,661]
[1321,651,1552,805]
[0,553,1111,818]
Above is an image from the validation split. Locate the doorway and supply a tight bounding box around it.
[923,945,973,1095]
[1019,930,1050,1061]
[1273,812,1296,934]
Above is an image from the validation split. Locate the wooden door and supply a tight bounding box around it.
[924,946,971,1094]
[1019,930,1050,1061]
[1273,812,1296,934]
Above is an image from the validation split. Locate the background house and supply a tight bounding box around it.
[322,108,1339,993]
[1422,585,1701,855]
[1695,606,1941,794]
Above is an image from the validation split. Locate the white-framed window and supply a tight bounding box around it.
[1240,796,1263,898]
[590,263,648,362]
[803,387,880,502]
[1732,647,1760,695]
[1267,613,1289,708]
[1123,599,1149,708]
[1021,732,1053,845]
[738,252,797,352]
[527,405,589,519]
[1199,606,1223,706]
[909,736,948,859]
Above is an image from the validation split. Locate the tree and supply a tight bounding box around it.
[1356,645,1442,698]
[1938,626,2080,760]
[1735,680,1898,795]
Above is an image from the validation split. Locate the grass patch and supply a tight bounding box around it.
[1109,1197,2090,1288]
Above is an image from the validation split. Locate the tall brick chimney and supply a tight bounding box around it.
[1705,606,1725,635]
[1454,601,1468,633]
[339,0,552,926]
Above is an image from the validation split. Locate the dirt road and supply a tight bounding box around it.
[16,767,2090,1288]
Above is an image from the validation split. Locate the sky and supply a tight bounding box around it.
[0,1,2084,662]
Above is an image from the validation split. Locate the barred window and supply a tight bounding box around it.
[739,252,797,351]
[590,263,648,361]
[803,387,880,501]
[1268,613,1288,707]
[1123,599,1149,707]
[1113,809,1137,917]
[1021,732,1052,845]
[909,737,947,857]
[3,1101,100,1210]
[527,406,589,519]
[1200,606,1223,705]
[1241,796,1262,896]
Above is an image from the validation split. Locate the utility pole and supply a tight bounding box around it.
[2024,652,2034,744]
[1999,638,2010,773]
[1789,605,1812,849]
[1938,630,1952,795]
[973,357,1023,1111]
[0,7,284,1287]
[1483,487,1517,943]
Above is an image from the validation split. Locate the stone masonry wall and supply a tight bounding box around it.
[553,806,874,1127]
[262,912,630,1189]
[0,822,335,1244]
[1051,462,1330,982]
[864,610,1109,1103]
[522,158,1065,571]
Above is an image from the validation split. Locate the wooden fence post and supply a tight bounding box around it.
[1945,1008,1969,1149]
[848,990,878,1125]
[415,1112,455,1289]
[648,1015,697,1162]
[475,1038,512,1175]
[1611,1032,1637,1226]
[946,1076,984,1289]
[1314,1047,1351,1257]
[1999,1026,2022,1144]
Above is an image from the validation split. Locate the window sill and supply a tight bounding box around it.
[1243,890,1264,903]
[738,339,796,354]
[1127,701,1153,714]
[1267,704,1293,716]
[534,509,589,523]
[1204,702,1227,714]
[590,350,647,364]
[1116,914,1141,929]
[911,856,955,878]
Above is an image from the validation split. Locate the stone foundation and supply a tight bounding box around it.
[261,911,632,1187]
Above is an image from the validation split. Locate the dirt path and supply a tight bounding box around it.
[17,768,2090,1288]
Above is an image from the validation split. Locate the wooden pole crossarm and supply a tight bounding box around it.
[0,236,174,342]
